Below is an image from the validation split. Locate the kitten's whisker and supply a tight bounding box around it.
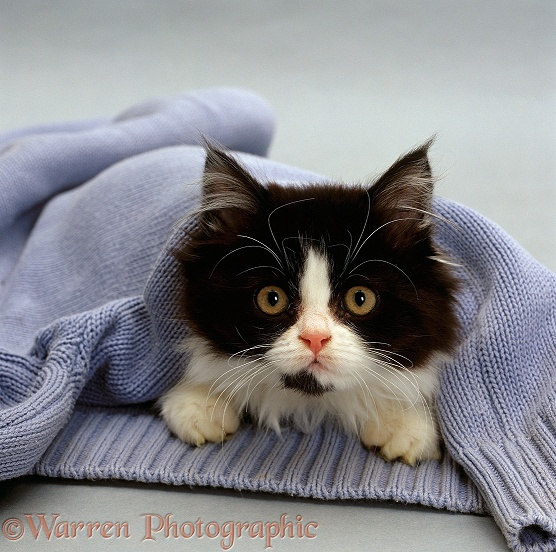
[240,365,271,400]
[281,234,320,272]
[221,368,262,417]
[218,355,276,401]
[389,363,422,390]
[366,348,413,369]
[282,235,321,246]
[229,357,282,408]
[327,242,350,253]
[227,352,268,372]
[348,259,418,299]
[268,198,316,265]
[352,371,376,414]
[359,366,411,413]
[367,353,406,371]
[208,363,261,401]
[237,234,284,271]
[369,358,421,395]
[206,377,246,419]
[354,371,385,434]
[236,265,285,277]
[398,205,462,233]
[284,235,330,272]
[247,361,280,393]
[207,351,270,396]
[427,255,462,268]
[221,361,280,425]
[405,383,435,431]
[210,244,281,278]
[260,367,290,410]
[358,340,392,348]
[211,364,264,415]
[234,326,249,345]
[230,356,265,371]
[244,361,281,405]
[361,344,416,368]
[336,229,354,282]
[420,392,436,432]
[228,344,272,361]
[208,366,247,395]
[360,364,419,408]
[350,216,424,262]
[350,189,371,264]
[360,342,413,362]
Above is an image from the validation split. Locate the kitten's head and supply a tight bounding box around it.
[174,142,459,398]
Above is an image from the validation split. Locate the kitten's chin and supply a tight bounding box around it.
[281,369,334,397]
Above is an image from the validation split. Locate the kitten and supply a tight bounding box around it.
[160,141,460,465]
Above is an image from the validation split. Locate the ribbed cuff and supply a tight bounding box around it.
[452,427,556,552]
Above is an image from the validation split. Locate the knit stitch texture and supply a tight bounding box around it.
[0,89,554,552]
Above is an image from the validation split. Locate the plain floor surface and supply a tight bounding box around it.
[0,1,554,551]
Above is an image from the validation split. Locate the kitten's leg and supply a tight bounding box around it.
[160,382,240,446]
[360,400,441,465]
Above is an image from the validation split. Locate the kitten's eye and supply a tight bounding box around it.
[256,286,289,315]
[343,286,377,316]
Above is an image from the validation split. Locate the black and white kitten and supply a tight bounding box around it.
[160,142,460,465]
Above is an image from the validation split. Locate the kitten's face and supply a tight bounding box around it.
[174,143,459,398]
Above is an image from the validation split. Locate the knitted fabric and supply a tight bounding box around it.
[0,89,554,552]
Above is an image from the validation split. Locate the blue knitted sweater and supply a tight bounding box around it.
[0,89,554,552]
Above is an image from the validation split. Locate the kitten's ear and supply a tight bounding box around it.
[370,139,435,248]
[198,142,265,234]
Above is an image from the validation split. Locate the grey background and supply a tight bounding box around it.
[0,1,554,550]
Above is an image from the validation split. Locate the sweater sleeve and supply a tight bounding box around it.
[435,199,556,552]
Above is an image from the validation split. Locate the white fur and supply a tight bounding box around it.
[160,247,442,464]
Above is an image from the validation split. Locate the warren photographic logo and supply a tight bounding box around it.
[2,512,318,549]
[1,514,130,541]
[142,513,318,549]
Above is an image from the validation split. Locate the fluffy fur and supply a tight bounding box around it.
[160,141,460,465]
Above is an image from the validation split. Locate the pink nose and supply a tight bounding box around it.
[299,330,331,355]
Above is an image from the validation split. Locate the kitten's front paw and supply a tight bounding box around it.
[160,383,240,446]
[361,407,441,466]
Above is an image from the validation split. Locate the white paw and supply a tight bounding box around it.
[360,405,441,465]
[160,383,240,446]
